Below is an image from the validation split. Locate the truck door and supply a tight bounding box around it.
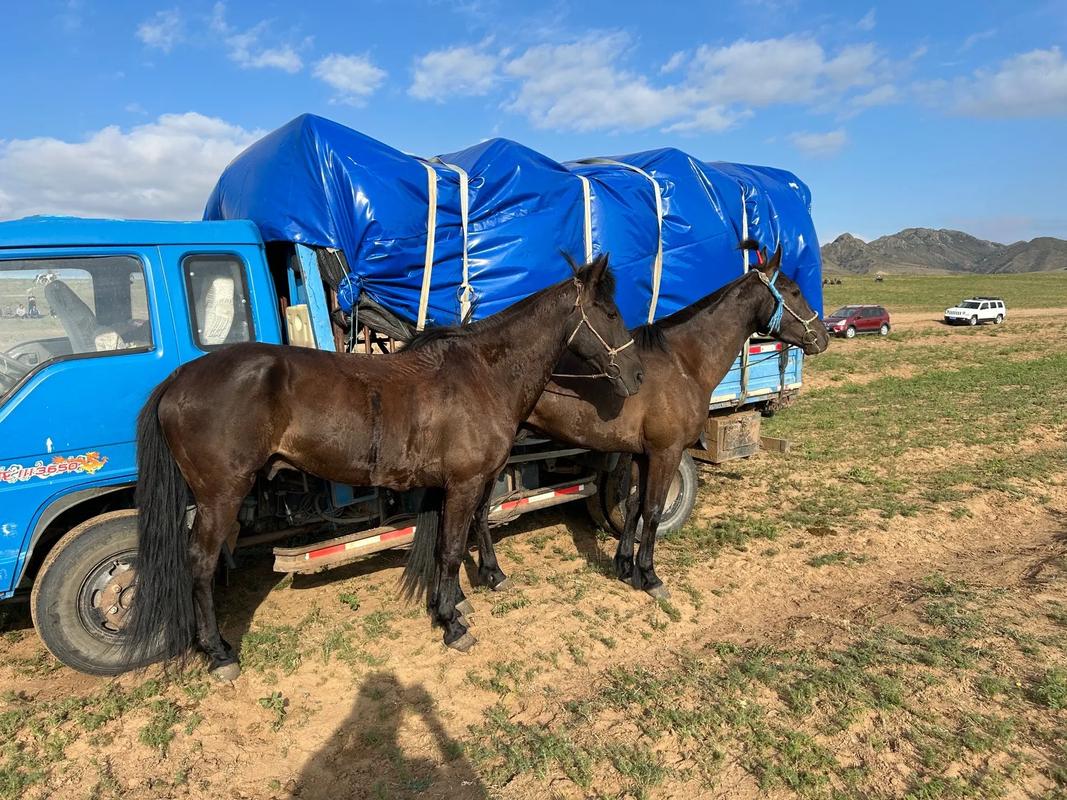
[0,248,174,595]
[157,246,269,364]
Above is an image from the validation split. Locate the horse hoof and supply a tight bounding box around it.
[210,661,242,682]
[447,632,478,653]
[645,584,671,601]
[491,578,511,593]
[456,598,475,616]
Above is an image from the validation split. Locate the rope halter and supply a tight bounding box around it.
[755,268,821,347]
[552,279,635,381]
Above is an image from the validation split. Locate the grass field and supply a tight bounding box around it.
[0,274,1064,799]
[823,270,1067,313]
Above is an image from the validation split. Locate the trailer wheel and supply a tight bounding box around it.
[600,452,699,539]
[30,510,156,675]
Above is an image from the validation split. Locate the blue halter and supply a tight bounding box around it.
[764,269,785,334]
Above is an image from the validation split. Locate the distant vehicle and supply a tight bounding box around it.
[824,305,891,338]
[944,297,1006,326]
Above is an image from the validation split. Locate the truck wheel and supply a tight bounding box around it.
[30,510,157,675]
[995,314,1004,325]
[969,316,978,326]
[845,326,856,339]
[602,452,699,539]
[879,323,890,336]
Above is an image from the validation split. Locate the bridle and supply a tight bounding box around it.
[755,268,821,347]
[552,279,635,381]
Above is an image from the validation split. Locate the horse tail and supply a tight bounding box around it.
[124,374,197,668]
[399,489,441,609]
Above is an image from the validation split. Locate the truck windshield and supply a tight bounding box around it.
[960,301,981,309]
[0,256,151,399]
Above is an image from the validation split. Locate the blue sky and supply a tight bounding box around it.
[0,0,1064,245]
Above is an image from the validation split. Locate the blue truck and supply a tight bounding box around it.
[0,217,804,673]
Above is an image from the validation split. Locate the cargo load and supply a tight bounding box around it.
[204,114,823,332]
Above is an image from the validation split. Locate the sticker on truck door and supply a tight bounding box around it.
[0,451,109,484]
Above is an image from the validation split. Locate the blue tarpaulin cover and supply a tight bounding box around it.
[205,114,823,327]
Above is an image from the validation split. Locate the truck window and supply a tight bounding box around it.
[182,254,254,350]
[0,256,152,398]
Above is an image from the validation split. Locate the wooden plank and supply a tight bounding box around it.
[760,435,791,453]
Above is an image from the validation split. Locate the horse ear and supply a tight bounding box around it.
[560,250,582,276]
[757,245,783,275]
[586,252,609,285]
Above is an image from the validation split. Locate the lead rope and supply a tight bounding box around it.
[551,280,635,380]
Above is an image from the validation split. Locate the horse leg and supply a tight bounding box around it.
[613,454,645,584]
[188,488,248,680]
[632,449,680,600]
[434,480,484,652]
[472,482,509,592]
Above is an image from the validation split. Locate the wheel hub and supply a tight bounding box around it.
[90,561,136,633]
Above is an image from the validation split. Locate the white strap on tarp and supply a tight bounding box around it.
[576,158,663,323]
[576,174,594,262]
[416,161,439,331]
[431,158,473,322]
[741,187,750,273]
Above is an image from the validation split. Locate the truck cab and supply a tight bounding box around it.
[0,217,280,604]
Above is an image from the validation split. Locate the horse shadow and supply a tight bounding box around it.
[289,670,488,800]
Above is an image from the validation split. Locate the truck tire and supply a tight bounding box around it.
[30,510,158,675]
[601,452,699,539]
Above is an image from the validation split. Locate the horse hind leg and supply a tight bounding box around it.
[188,488,249,680]
[472,484,509,592]
[435,481,484,652]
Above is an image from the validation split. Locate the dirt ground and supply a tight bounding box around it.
[1,301,1065,800]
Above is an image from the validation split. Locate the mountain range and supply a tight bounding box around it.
[820,228,1067,274]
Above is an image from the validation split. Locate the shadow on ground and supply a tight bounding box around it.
[290,670,488,800]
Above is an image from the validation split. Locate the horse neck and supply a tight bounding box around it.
[471,283,577,418]
[668,274,771,394]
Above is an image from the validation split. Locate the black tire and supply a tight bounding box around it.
[969,316,978,326]
[602,452,700,539]
[845,326,856,339]
[879,323,890,336]
[30,510,158,675]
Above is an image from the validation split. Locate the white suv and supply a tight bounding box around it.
[944,297,1006,326]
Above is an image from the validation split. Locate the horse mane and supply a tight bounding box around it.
[632,323,669,353]
[403,259,615,352]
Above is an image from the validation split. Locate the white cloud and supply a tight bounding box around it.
[688,37,881,107]
[950,47,1067,117]
[857,9,876,31]
[409,32,892,133]
[136,9,183,53]
[208,3,305,73]
[503,34,701,132]
[960,29,996,52]
[314,54,387,105]
[0,113,261,221]
[660,50,687,74]
[789,129,848,157]
[409,45,501,100]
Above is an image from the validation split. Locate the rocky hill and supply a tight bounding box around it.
[821,228,1067,274]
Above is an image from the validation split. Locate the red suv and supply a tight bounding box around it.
[825,305,891,338]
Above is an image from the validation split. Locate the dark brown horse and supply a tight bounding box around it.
[125,255,642,677]
[469,244,829,599]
